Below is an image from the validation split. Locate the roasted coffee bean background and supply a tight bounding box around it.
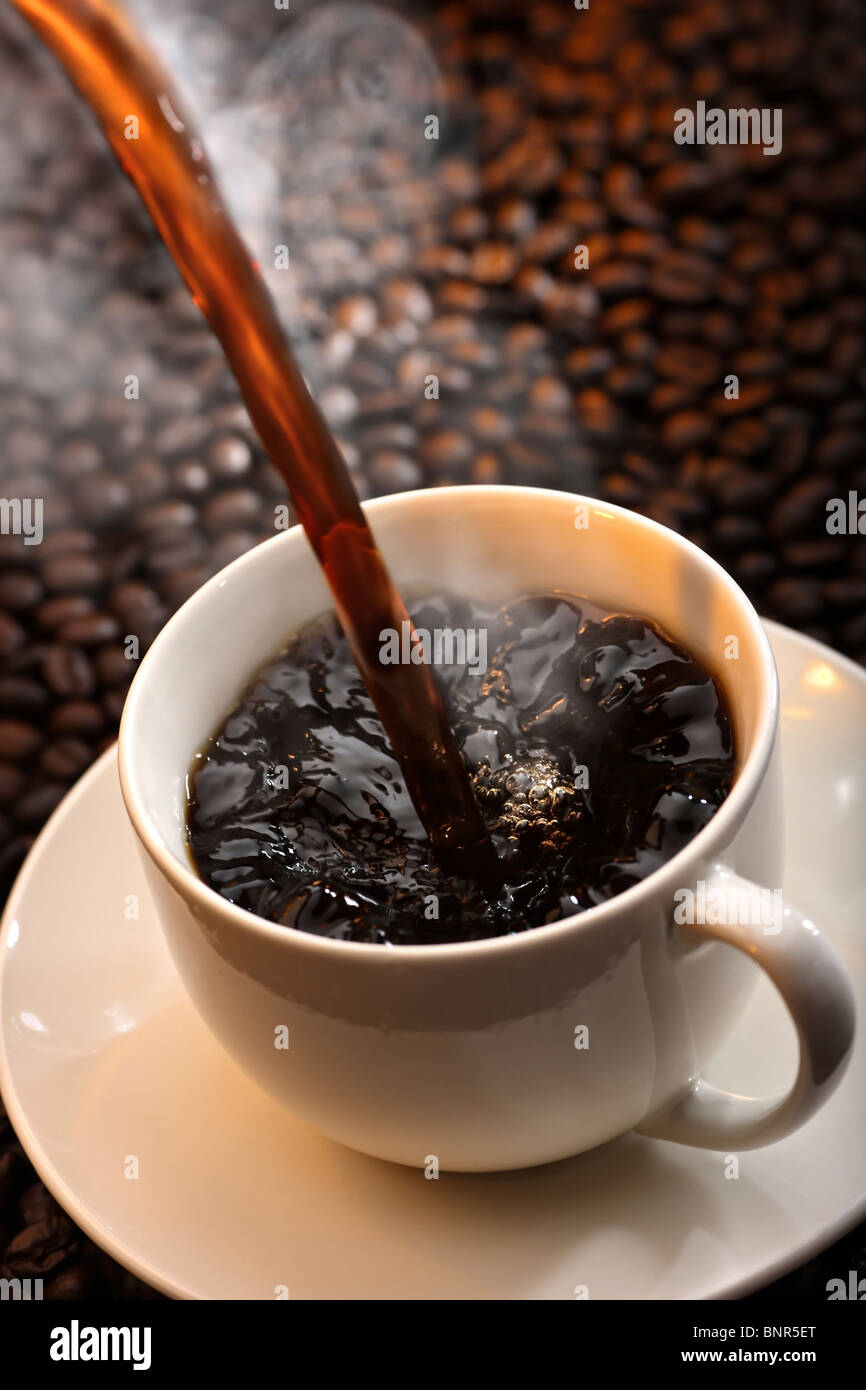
[1,0,864,1299]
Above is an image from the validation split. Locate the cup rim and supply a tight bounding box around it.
[118,485,780,962]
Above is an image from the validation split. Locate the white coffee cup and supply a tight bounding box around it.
[118,486,855,1171]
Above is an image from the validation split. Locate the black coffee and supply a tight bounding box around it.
[187,593,735,945]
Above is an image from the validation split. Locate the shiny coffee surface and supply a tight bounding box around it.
[188,592,735,944]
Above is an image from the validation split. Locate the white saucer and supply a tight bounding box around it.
[0,621,864,1300]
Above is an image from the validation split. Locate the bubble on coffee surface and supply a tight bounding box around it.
[472,752,583,862]
[187,593,735,945]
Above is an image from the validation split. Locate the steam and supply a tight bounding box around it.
[0,0,593,493]
[131,0,453,387]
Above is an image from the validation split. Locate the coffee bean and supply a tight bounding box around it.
[0,571,42,611]
[658,486,709,523]
[43,646,95,698]
[733,347,786,378]
[575,388,620,439]
[41,554,102,594]
[788,315,833,357]
[0,762,24,806]
[48,701,104,737]
[419,430,473,470]
[4,1215,77,1276]
[39,738,91,780]
[382,278,433,325]
[676,217,729,257]
[816,430,865,470]
[57,438,103,478]
[713,381,775,417]
[770,476,838,539]
[33,595,95,631]
[519,410,571,442]
[603,473,644,507]
[649,382,697,415]
[522,375,569,411]
[593,259,647,297]
[201,488,263,534]
[359,422,419,452]
[830,329,865,377]
[38,529,98,561]
[564,346,614,384]
[651,162,714,208]
[659,309,703,340]
[735,551,778,588]
[824,577,866,610]
[171,458,209,497]
[470,407,514,441]
[767,577,822,623]
[156,567,209,611]
[320,385,359,427]
[650,250,717,304]
[73,473,131,523]
[787,214,825,256]
[770,427,810,481]
[719,419,770,457]
[715,467,776,513]
[730,239,780,278]
[44,1264,93,1299]
[335,294,378,337]
[153,415,210,455]
[94,645,135,687]
[713,516,764,550]
[128,456,168,504]
[786,369,843,402]
[624,453,665,484]
[614,103,649,149]
[109,580,163,626]
[782,540,845,571]
[6,424,49,470]
[136,499,198,533]
[619,329,656,365]
[813,251,846,295]
[144,532,207,577]
[605,364,653,400]
[213,530,260,569]
[451,203,490,242]
[57,613,120,646]
[436,280,487,314]
[208,433,254,480]
[102,688,129,725]
[0,719,42,761]
[600,298,651,333]
[0,677,49,718]
[655,341,720,388]
[524,221,575,263]
[702,310,739,352]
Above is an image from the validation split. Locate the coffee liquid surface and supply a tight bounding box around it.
[11,0,494,876]
[188,593,735,945]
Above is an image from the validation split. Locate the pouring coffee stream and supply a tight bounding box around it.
[10,0,499,882]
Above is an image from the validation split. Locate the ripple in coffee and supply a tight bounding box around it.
[187,592,735,945]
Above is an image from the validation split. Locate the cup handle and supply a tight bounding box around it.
[636,867,856,1150]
